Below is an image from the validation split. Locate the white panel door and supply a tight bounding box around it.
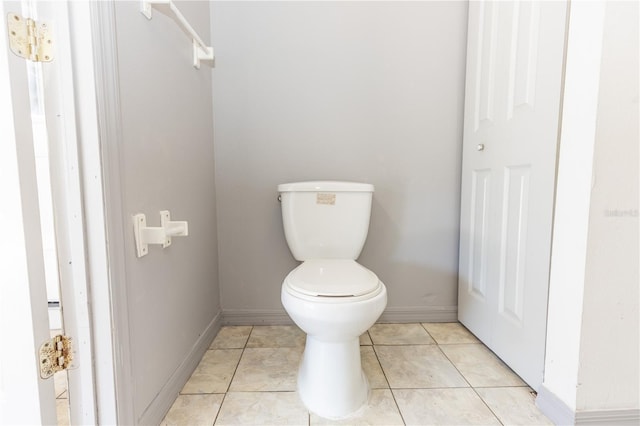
[458,1,567,389]
[0,1,57,423]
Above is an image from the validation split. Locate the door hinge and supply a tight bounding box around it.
[7,12,53,62]
[39,334,73,379]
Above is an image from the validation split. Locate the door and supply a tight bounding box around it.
[0,0,57,423]
[458,1,567,389]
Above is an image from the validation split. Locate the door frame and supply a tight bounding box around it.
[35,2,100,422]
[80,1,136,423]
[61,1,129,423]
[1,1,125,423]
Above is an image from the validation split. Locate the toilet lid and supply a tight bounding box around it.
[285,259,380,297]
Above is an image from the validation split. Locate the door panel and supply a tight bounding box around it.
[0,1,57,423]
[507,1,540,117]
[498,165,530,325]
[469,169,491,300]
[458,1,567,389]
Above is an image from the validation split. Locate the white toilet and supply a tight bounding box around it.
[278,181,387,419]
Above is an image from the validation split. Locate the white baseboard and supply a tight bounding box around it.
[536,385,640,426]
[576,409,640,425]
[222,306,458,326]
[222,309,293,325]
[138,311,223,425]
[378,306,458,323]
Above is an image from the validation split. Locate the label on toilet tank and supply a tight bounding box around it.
[316,193,336,205]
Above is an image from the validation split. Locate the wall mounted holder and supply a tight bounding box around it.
[133,210,188,258]
[140,0,214,69]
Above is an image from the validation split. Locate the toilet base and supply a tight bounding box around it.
[297,336,369,419]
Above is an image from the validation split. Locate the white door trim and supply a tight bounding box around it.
[33,2,100,422]
[83,2,136,423]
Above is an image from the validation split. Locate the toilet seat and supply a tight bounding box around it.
[284,259,381,298]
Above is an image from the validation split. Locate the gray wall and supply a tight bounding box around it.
[211,2,468,320]
[112,1,220,422]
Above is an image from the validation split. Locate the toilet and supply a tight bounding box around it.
[278,181,387,419]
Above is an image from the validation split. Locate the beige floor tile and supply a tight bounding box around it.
[439,344,526,387]
[211,326,253,349]
[393,388,501,425]
[476,387,553,425]
[182,349,243,394]
[422,322,480,344]
[56,398,70,426]
[215,392,309,425]
[361,346,388,389]
[161,394,224,426]
[310,389,403,425]
[247,325,306,348]
[230,347,302,391]
[375,345,467,388]
[369,323,435,345]
[360,332,372,346]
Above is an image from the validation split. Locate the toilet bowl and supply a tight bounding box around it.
[278,181,387,419]
[281,260,387,418]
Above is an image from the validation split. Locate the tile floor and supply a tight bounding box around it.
[162,323,553,425]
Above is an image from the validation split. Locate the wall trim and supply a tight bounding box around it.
[378,306,458,323]
[223,309,293,326]
[537,378,640,425]
[139,312,223,425]
[536,384,576,425]
[88,1,135,424]
[222,306,458,326]
[576,409,640,425]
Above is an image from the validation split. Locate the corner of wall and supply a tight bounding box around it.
[536,385,576,426]
[140,312,223,425]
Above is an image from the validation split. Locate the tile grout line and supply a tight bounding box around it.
[371,339,407,426]
[212,326,254,426]
[435,340,505,426]
[225,326,254,393]
[211,392,227,426]
[469,386,505,426]
[387,323,506,425]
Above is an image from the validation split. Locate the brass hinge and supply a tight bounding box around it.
[7,12,53,62]
[39,334,73,379]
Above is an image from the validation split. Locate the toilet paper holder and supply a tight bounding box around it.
[133,210,189,257]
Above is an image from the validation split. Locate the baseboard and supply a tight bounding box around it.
[223,309,294,325]
[576,409,640,425]
[138,311,223,425]
[536,384,640,426]
[536,384,576,425]
[378,306,458,323]
[222,306,458,326]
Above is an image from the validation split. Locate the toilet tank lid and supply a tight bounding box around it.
[278,181,374,192]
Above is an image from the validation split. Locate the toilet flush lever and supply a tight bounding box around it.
[133,210,189,257]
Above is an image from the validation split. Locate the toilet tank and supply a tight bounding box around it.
[278,181,374,261]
